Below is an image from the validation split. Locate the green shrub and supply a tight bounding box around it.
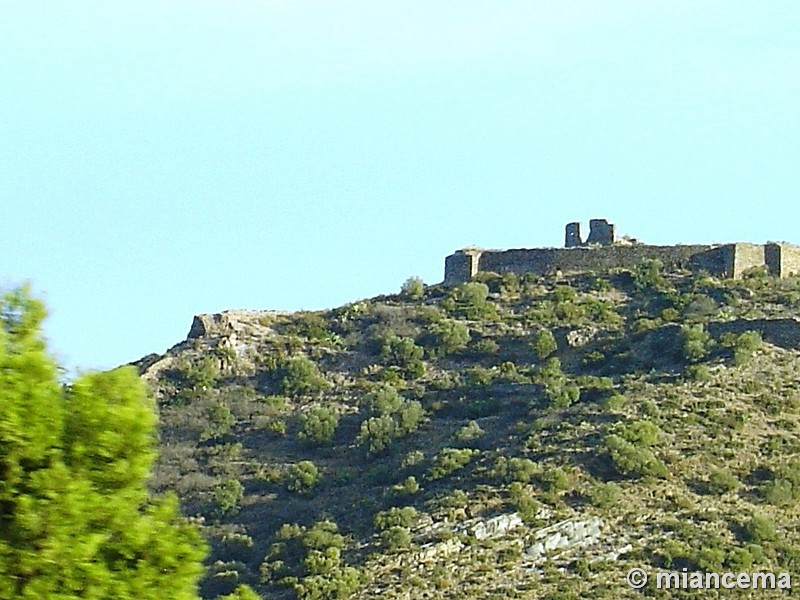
[536,357,580,409]
[428,320,470,356]
[744,515,777,543]
[358,388,424,454]
[374,506,419,530]
[283,312,333,342]
[396,399,425,435]
[601,393,627,411]
[392,475,420,495]
[763,459,800,506]
[611,420,660,447]
[401,276,425,300]
[201,401,236,441]
[679,324,712,363]
[380,526,412,553]
[214,478,245,514]
[452,282,496,319]
[604,434,667,479]
[457,281,490,305]
[633,259,668,291]
[725,547,755,571]
[429,448,477,480]
[731,330,763,366]
[685,364,712,382]
[530,328,557,360]
[262,520,360,600]
[273,355,330,396]
[298,406,340,446]
[402,450,425,469]
[219,585,260,600]
[588,481,622,508]
[357,415,397,454]
[706,468,739,495]
[285,461,320,494]
[469,338,500,356]
[366,385,403,415]
[540,466,572,494]
[380,335,425,379]
[454,420,484,442]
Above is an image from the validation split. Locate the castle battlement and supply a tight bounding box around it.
[444,220,800,284]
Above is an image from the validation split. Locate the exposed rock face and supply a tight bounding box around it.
[187,310,280,339]
[566,327,599,348]
[525,517,604,562]
[472,513,523,540]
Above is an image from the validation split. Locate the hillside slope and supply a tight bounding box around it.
[137,264,800,599]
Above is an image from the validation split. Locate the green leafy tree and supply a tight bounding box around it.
[0,287,207,599]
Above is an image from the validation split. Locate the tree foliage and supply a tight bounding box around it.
[0,287,207,599]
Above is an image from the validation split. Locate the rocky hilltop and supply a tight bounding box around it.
[137,264,800,599]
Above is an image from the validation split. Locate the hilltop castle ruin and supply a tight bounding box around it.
[444,219,800,284]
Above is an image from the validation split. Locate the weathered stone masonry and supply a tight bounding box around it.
[444,220,800,284]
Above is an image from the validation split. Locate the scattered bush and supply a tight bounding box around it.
[633,259,668,291]
[530,328,557,360]
[357,387,425,454]
[272,355,330,396]
[679,324,712,363]
[451,282,496,319]
[380,526,412,553]
[214,478,245,514]
[285,461,320,494]
[392,475,420,495]
[706,468,739,495]
[427,319,470,357]
[201,401,236,441]
[374,506,419,530]
[536,358,580,409]
[744,515,778,543]
[380,335,425,379]
[261,520,360,600]
[588,481,622,508]
[685,364,712,382]
[604,422,667,479]
[763,459,800,506]
[429,448,477,480]
[298,406,340,446]
[401,276,425,300]
[219,585,260,600]
[454,420,485,442]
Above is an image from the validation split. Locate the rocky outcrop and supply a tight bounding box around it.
[472,513,523,540]
[525,517,604,562]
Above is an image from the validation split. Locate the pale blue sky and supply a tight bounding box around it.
[2,1,799,374]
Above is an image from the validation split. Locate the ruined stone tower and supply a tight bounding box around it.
[565,219,616,247]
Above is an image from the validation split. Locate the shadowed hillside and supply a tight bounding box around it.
[137,262,800,599]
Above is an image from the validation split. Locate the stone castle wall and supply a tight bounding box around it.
[445,244,735,284]
[765,243,800,277]
[443,242,800,285]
